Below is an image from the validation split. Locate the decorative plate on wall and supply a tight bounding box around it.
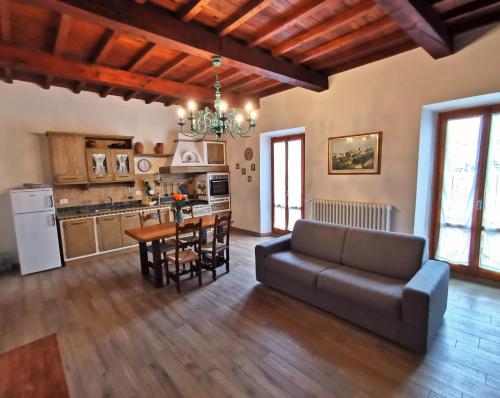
[138,158,151,172]
[244,147,253,161]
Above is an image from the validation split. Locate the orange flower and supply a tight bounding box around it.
[171,193,184,201]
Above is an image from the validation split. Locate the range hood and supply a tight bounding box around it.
[158,136,229,174]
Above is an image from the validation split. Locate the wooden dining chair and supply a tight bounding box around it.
[164,219,203,292]
[139,210,175,265]
[200,212,231,281]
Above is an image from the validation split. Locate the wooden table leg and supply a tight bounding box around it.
[139,242,149,277]
[151,239,164,288]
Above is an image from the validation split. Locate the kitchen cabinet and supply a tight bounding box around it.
[205,141,226,165]
[62,218,96,259]
[111,149,135,181]
[120,213,141,247]
[48,133,88,185]
[86,148,114,183]
[96,215,123,251]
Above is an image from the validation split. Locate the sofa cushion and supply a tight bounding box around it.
[291,220,348,263]
[317,266,405,318]
[342,228,425,280]
[266,250,339,287]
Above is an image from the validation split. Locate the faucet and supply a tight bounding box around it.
[105,195,113,209]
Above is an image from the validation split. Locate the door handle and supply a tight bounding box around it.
[477,199,483,211]
[49,195,54,208]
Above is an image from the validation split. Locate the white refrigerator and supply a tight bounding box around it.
[10,187,62,275]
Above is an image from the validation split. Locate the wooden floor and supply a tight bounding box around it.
[1,232,500,398]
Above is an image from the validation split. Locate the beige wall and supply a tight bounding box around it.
[227,24,500,235]
[0,82,180,259]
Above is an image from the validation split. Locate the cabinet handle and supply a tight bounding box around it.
[100,217,115,221]
[60,177,81,180]
[69,220,87,225]
[124,214,136,218]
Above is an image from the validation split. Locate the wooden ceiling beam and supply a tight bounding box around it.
[326,39,417,74]
[29,0,328,91]
[124,52,190,101]
[0,43,253,105]
[0,0,13,83]
[256,83,292,98]
[183,64,213,84]
[178,0,211,22]
[441,0,499,21]
[45,14,72,88]
[217,0,272,37]
[312,30,410,70]
[74,29,117,93]
[248,0,333,47]
[448,8,500,34]
[372,0,452,58]
[245,79,282,95]
[294,16,394,64]
[145,94,163,104]
[272,0,374,56]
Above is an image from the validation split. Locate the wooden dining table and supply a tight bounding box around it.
[125,215,216,288]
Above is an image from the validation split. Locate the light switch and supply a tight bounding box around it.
[59,198,69,204]
[135,191,142,196]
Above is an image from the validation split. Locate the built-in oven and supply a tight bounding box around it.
[208,173,230,199]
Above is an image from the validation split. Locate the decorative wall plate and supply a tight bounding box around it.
[182,150,199,163]
[138,158,151,172]
[244,147,253,161]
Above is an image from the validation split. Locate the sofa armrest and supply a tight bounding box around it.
[400,260,450,353]
[255,234,292,283]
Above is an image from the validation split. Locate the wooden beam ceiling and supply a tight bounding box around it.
[272,0,374,56]
[45,13,72,88]
[0,43,251,105]
[29,0,328,92]
[178,0,211,22]
[372,0,453,58]
[0,0,13,83]
[441,0,499,21]
[248,0,333,47]
[74,29,117,93]
[217,0,272,37]
[294,16,395,64]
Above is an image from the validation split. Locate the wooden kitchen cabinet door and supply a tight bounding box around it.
[48,134,88,184]
[110,149,135,181]
[86,148,114,183]
[62,218,96,259]
[205,142,226,165]
[96,215,123,251]
[120,213,140,247]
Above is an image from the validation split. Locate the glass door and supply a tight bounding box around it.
[272,134,305,234]
[432,105,500,279]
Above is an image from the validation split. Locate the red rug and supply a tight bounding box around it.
[0,334,70,398]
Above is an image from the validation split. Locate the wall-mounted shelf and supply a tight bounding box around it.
[135,153,174,158]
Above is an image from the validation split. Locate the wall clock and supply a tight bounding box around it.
[244,147,253,161]
[138,158,151,172]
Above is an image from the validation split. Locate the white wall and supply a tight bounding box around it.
[226,24,500,235]
[0,82,180,259]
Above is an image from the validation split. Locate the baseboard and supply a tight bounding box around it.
[231,227,273,237]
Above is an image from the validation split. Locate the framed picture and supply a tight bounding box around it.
[328,132,382,175]
[241,168,246,175]
[251,163,256,171]
[247,176,252,182]
[235,163,240,169]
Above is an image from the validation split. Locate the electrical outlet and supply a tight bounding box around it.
[135,191,142,196]
[59,198,69,204]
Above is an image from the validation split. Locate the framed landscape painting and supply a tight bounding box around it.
[328,132,382,175]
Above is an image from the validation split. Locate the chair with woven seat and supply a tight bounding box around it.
[201,212,231,281]
[164,219,203,292]
[139,210,175,265]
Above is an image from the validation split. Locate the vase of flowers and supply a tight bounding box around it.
[171,193,188,223]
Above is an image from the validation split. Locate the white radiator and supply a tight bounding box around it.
[310,199,393,232]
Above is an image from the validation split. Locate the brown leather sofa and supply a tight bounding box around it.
[255,219,449,353]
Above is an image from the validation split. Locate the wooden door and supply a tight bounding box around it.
[120,213,141,247]
[206,142,226,165]
[62,218,96,259]
[271,134,305,234]
[96,215,123,251]
[431,104,500,280]
[48,134,88,184]
[86,148,114,183]
[110,149,135,181]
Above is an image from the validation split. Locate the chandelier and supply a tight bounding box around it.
[177,55,257,140]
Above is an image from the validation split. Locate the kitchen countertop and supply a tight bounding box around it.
[57,204,173,220]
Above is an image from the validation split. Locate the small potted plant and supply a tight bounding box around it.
[142,179,157,206]
[171,193,188,223]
